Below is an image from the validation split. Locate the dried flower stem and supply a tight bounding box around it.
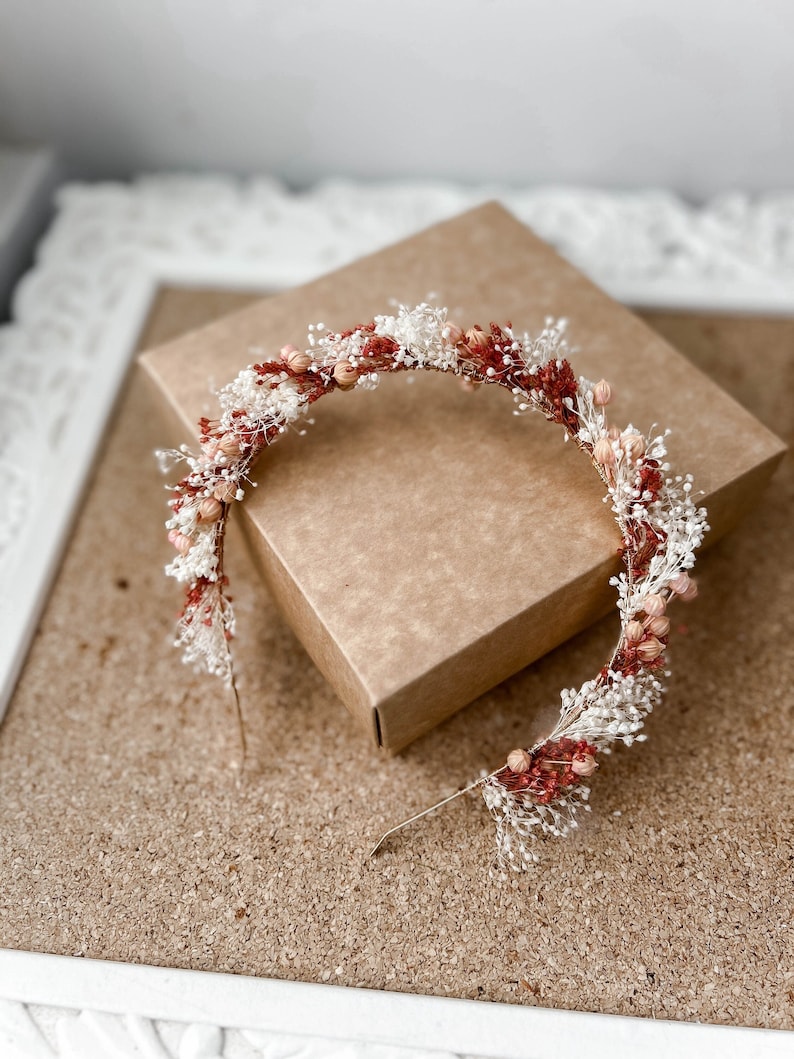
[229,675,247,779]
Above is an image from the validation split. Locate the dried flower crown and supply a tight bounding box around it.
[160,304,708,872]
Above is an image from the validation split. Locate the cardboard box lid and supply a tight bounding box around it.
[140,203,785,751]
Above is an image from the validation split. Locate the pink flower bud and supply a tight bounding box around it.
[571,754,597,777]
[198,496,223,522]
[593,437,616,466]
[679,579,698,602]
[642,593,667,617]
[217,435,242,458]
[464,327,490,353]
[644,614,670,637]
[592,379,612,406]
[333,360,358,389]
[636,636,664,661]
[173,532,192,554]
[621,432,645,462]
[507,748,532,773]
[669,571,689,593]
[280,343,299,362]
[625,620,645,643]
[213,480,239,503]
[287,348,313,373]
[445,322,465,346]
[669,571,697,600]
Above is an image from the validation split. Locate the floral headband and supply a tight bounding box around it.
[160,305,707,872]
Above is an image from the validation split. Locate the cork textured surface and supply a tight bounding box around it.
[0,287,791,1029]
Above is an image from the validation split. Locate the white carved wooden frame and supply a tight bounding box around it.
[1,178,792,1058]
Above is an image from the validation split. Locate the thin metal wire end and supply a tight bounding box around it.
[368,776,489,858]
[229,674,247,786]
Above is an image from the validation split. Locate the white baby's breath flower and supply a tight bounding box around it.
[175,579,236,683]
[165,524,220,583]
[374,304,458,370]
[483,779,591,874]
[219,370,306,430]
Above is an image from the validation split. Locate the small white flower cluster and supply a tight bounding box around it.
[608,442,709,624]
[309,322,367,367]
[483,778,591,874]
[571,377,708,625]
[373,304,460,371]
[643,476,709,586]
[482,663,665,874]
[218,369,307,433]
[485,679,660,873]
[517,317,571,373]
[560,669,662,749]
[501,320,576,415]
[165,521,221,583]
[175,578,236,684]
[158,448,225,586]
[575,378,609,447]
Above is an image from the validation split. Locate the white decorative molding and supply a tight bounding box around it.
[1,950,791,1059]
[0,178,792,1055]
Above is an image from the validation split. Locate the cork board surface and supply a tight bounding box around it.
[1,287,792,1030]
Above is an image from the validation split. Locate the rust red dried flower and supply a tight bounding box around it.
[534,358,579,427]
[496,738,599,804]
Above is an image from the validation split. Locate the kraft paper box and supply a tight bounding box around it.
[140,203,785,753]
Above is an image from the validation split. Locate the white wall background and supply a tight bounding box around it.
[0,0,792,198]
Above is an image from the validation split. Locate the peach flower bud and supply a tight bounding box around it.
[217,435,242,458]
[592,379,612,406]
[213,480,239,503]
[198,496,222,522]
[679,578,698,602]
[507,748,532,773]
[607,425,621,441]
[167,529,179,545]
[173,532,192,554]
[203,418,221,434]
[625,620,645,643]
[571,754,597,777]
[621,432,645,461]
[642,593,667,617]
[333,360,358,389]
[593,437,616,466]
[636,636,664,661]
[644,614,670,637]
[287,348,313,373]
[445,322,464,345]
[465,326,490,352]
[280,343,299,362]
[669,571,697,597]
